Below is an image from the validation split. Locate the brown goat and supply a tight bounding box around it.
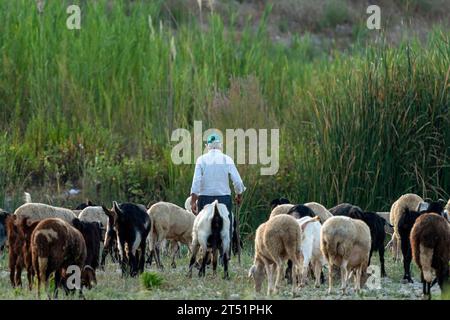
[5,215,23,287]
[411,213,450,299]
[31,218,88,299]
[5,215,40,289]
[18,217,40,290]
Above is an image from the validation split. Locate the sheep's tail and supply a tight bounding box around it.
[418,244,434,283]
[23,192,32,204]
[323,236,345,266]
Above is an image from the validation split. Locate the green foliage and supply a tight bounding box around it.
[140,271,164,290]
[320,0,351,29]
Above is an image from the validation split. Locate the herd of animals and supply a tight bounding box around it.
[0,193,449,300]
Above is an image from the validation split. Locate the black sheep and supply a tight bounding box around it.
[270,198,290,210]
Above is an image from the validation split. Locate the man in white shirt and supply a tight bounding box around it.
[190,133,246,215]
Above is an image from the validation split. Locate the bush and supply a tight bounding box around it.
[140,272,164,290]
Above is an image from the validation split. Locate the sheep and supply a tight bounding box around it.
[389,193,424,261]
[329,203,363,216]
[187,200,231,279]
[270,198,290,210]
[297,216,326,287]
[398,200,445,283]
[147,201,195,269]
[329,203,390,277]
[31,218,90,299]
[248,214,301,295]
[304,202,333,223]
[410,213,450,299]
[14,203,78,224]
[320,216,371,294]
[269,204,294,219]
[102,202,151,277]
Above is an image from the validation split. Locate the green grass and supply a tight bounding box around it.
[0,244,446,300]
[140,271,164,290]
[0,0,449,235]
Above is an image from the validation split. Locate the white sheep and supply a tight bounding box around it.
[297,216,326,287]
[248,214,301,295]
[147,201,195,269]
[187,200,231,279]
[304,202,333,223]
[269,204,294,219]
[320,216,371,294]
[14,203,77,224]
[388,193,424,261]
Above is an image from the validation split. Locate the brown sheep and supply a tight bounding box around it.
[248,214,301,295]
[31,218,90,299]
[411,213,450,299]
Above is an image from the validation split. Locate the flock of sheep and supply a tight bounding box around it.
[0,193,449,300]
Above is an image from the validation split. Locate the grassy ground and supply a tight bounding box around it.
[0,244,443,300]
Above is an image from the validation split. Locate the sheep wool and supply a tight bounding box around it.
[320,216,371,294]
[15,203,78,224]
[147,201,196,269]
[389,193,424,261]
[249,214,301,295]
[297,216,326,287]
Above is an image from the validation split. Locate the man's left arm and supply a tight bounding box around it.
[229,161,246,204]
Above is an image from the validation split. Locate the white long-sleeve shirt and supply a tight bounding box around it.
[190,149,246,196]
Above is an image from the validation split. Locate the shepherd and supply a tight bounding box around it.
[190,133,246,257]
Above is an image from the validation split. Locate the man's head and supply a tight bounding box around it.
[206,133,222,150]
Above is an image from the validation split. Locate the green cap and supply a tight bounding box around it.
[207,133,220,144]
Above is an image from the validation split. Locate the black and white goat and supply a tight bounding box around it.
[187,200,231,279]
[102,202,151,277]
